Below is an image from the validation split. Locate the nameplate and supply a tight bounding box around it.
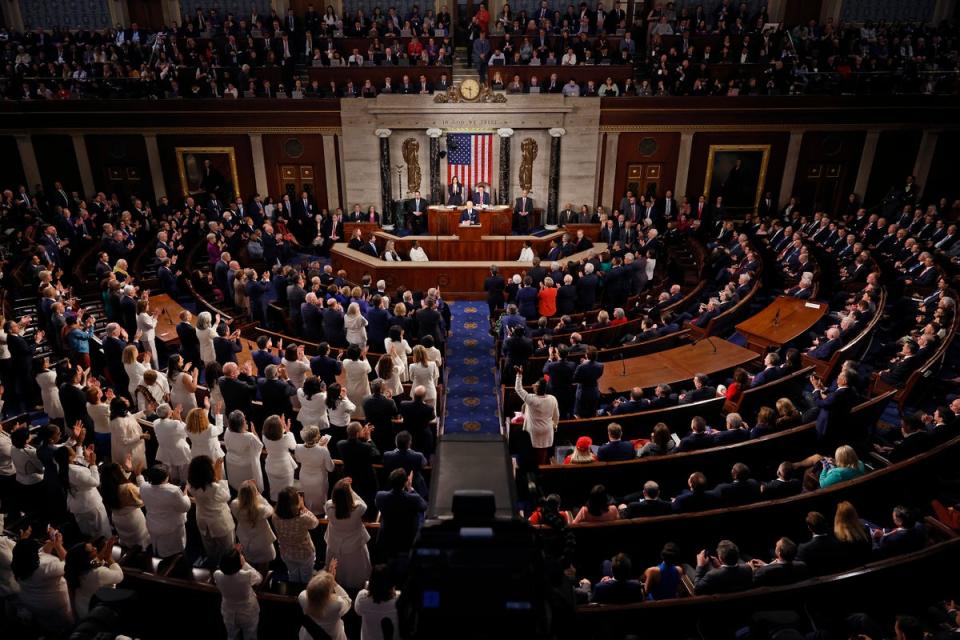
[804,302,821,309]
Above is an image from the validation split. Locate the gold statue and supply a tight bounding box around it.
[402,137,421,194]
[519,138,538,192]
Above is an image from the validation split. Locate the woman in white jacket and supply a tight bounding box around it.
[108,397,150,469]
[195,311,219,366]
[63,445,112,539]
[64,537,124,620]
[299,568,351,640]
[344,302,368,348]
[408,345,439,407]
[122,344,151,403]
[324,383,356,447]
[152,404,191,483]
[230,480,276,572]
[136,298,161,367]
[139,464,191,558]
[295,426,334,514]
[296,376,329,431]
[214,548,263,640]
[188,455,235,563]
[223,410,263,492]
[283,344,312,409]
[323,479,371,590]
[36,359,64,421]
[186,405,225,462]
[168,355,199,413]
[262,414,298,501]
[384,326,412,383]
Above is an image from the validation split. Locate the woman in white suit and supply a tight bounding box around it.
[262,414,298,501]
[408,345,439,407]
[186,405,225,462]
[296,376,329,431]
[188,455,235,563]
[230,480,277,572]
[139,463,191,558]
[136,298,161,367]
[283,344,312,410]
[295,426,334,514]
[344,302,368,348]
[223,410,263,492]
[323,478,371,590]
[195,311,219,366]
[63,445,112,539]
[36,359,64,421]
[384,326,412,383]
[122,344,151,403]
[153,404,192,483]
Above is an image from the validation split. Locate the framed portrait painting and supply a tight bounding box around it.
[703,145,771,214]
[175,146,240,200]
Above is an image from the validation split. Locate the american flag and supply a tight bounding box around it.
[446,133,493,194]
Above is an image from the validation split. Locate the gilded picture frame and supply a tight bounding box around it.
[703,144,771,213]
[175,146,241,200]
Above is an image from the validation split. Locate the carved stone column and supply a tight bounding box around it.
[497,128,514,205]
[547,128,565,220]
[375,128,393,216]
[426,128,443,204]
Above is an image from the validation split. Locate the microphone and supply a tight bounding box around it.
[619,352,626,377]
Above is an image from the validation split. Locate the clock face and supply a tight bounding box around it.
[460,79,480,100]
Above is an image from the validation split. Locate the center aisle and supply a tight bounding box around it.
[441,302,503,435]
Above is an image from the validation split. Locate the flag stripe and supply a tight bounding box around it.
[447,133,493,197]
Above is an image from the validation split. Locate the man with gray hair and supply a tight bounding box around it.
[400,385,437,458]
[621,480,672,518]
[257,363,296,418]
[714,412,749,445]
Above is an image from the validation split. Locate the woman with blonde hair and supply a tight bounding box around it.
[408,345,438,406]
[775,397,802,429]
[122,344,151,401]
[299,566,351,639]
[819,445,865,488]
[183,404,223,459]
[833,500,872,566]
[323,478,372,590]
[384,325,412,383]
[100,460,150,549]
[344,302,368,348]
[195,311,219,366]
[262,414,298,501]
[295,426,334,514]
[230,479,277,572]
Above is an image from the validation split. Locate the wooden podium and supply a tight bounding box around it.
[427,205,512,236]
[735,296,828,354]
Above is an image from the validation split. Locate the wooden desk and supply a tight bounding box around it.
[149,293,253,366]
[597,338,759,392]
[427,205,512,236]
[375,230,564,262]
[735,296,828,354]
[345,222,381,240]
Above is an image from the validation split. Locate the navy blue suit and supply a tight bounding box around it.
[460,208,480,224]
[809,338,842,360]
[814,385,858,447]
[597,440,635,462]
[573,360,604,417]
[751,366,784,388]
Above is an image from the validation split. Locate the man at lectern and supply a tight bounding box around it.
[473,184,491,207]
[407,190,429,235]
[460,200,480,225]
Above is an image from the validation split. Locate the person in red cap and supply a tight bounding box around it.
[564,436,598,464]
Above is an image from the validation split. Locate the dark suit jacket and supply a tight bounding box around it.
[321,308,346,346]
[337,438,381,497]
[677,432,715,453]
[814,385,859,444]
[752,561,810,587]
[484,275,506,306]
[414,308,443,343]
[258,378,296,415]
[887,431,934,463]
[761,478,802,499]
[873,524,926,559]
[309,355,342,386]
[176,322,201,365]
[809,338,842,360]
[375,488,428,553]
[219,375,257,415]
[383,448,429,496]
[597,440,635,462]
[214,336,242,365]
[708,478,761,506]
[672,489,720,513]
[622,498,672,518]
[797,534,845,575]
[693,563,754,594]
[751,366,785,388]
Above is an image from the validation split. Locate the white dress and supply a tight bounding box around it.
[323,494,371,590]
[283,357,312,408]
[263,432,298,501]
[354,590,401,640]
[214,564,262,635]
[224,429,264,492]
[295,444,334,513]
[197,326,218,365]
[384,338,412,382]
[518,246,535,262]
[343,358,372,418]
[514,373,560,449]
[36,370,64,420]
[189,419,225,461]
[229,498,277,565]
[67,462,112,539]
[409,361,439,406]
[0,535,18,597]
[299,584,351,640]
[170,372,198,412]
[124,359,151,401]
[153,417,192,474]
[345,313,369,347]
[409,247,429,262]
[139,481,191,558]
[16,552,72,630]
[327,397,356,429]
[74,563,123,619]
[297,389,329,430]
[137,311,159,367]
[190,479,235,542]
[112,481,150,550]
[110,413,147,468]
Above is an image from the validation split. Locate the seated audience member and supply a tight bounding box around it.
[677,416,715,452]
[638,423,676,457]
[677,373,716,404]
[621,481,672,518]
[585,553,644,604]
[713,412,750,445]
[641,543,685,600]
[833,500,873,567]
[527,493,572,525]
[708,462,761,506]
[761,462,802,498]
[797,511,845,575]
[694,540,753,595]
[871,505,927,559]
[672,472,720,513]
[748,537,810,586]
[875,414,935,463]
[564,436,597,464]
[724,368,751,404]
[597,423,635,462]
[572,484,619,523]
[750,406,777,439]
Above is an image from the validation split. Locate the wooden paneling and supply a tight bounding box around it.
[923,131,960,209]
[0,136,26,189]
[84,135,153,204]
[261,134,328,207]
[156,134,256,203]
[864,130,922,208]
[794,131,865,215]
[32,134,82,197]
[687,131,791,205]
[612,132,681,207]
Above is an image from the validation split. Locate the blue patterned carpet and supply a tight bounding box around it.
[442,302,502,434]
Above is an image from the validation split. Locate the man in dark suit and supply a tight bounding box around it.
[375,467,428,557]
[483,265,506,318]
[382,430,429,497]
[750,537,810,586]
[677,416,715,452]
[175,311,202,369]
[672,471,720,512]
[677,373,716,404]
[713,414,750,446]
[575,264,600,311]
[751,352,786,387]
[414,297,444,345]
[459,201,480,225]
[4,319,41,414]
[321,299,346,347]
[407,191,428,234]
[610,388,647,416]
[878,414,935,463]
[362,236,379,258]
[872,506,926,559]
[621,481,672,518]
[597,423,635,462]
[572,348,604,418]
[708,462,761,506]
[473,185,491,205]
[293,190,314,221]
[761,462,802,499]
[556,276,577,316]
[218,362,257,415]
[300,295,323,341]
[543,348,577,419]
[118,287,138,339]
[797,511,845,575]
[878,340,922,386]
[363,380,401,451]
[286,275,307,336]
[694,540,754,595]
[309,342,343,386]
[257,365,296,418]
[812,371,859,449]
[807,327,843,361]
[400,385,438,458]
[338,422,382,516]
[513,189,534,234]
